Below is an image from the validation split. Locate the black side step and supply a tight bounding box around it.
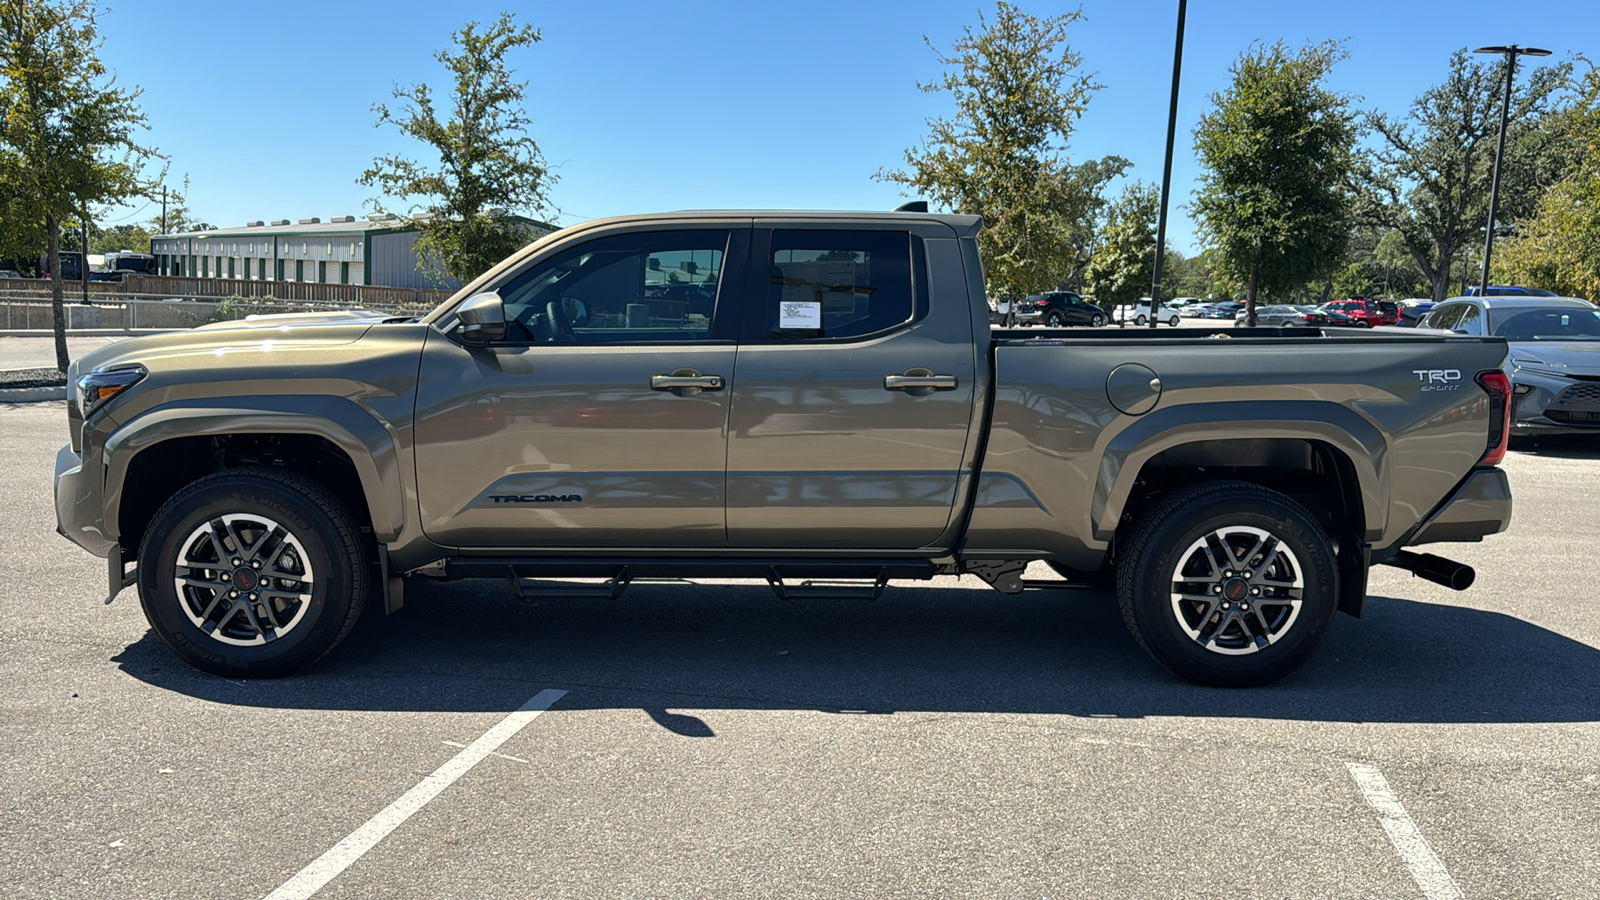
[766,567,890,601]
[509,565,634,601]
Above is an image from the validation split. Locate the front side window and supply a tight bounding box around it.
[763,230,915,340]
[496,230,729,344]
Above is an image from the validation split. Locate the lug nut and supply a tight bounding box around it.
[1242,571,1252,579]
[231,558,241,566]
[1250,586,1261,596]
[252,560,262,569]
[1213,585,1223,594]
[229,590,238,598]
[248,593,257,601]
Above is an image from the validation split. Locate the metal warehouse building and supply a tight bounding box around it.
[150,214,551,291]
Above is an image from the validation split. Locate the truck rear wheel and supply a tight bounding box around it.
[1116,481,1337,687]
[135,467,369,678]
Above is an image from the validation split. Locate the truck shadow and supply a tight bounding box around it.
[111,579,1600,728]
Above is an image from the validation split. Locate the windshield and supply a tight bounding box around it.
[115,256,154,273]
[1490,307,1600,340]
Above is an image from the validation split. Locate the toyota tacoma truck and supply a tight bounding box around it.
[54,208,1514,686]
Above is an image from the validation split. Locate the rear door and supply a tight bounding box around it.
[413,224,749,549]
[725,224,977,549]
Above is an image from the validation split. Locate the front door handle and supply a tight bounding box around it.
[884,368,958,397]
[651,368,724,396]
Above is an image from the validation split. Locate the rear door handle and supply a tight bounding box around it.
[651,369,724,396]
[884,371,958,397]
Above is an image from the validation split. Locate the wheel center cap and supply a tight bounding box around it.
[231,568,259,592]
[1222,578,1249,602]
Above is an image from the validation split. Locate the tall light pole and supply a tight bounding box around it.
[1473,44,1551,295]
[1147,0,1187,329]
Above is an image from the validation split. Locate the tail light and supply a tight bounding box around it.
[1475,370,1511,465]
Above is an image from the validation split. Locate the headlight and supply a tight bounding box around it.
[76,366,146,418]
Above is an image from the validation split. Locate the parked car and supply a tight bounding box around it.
[1320,299,1397,327]
[1418,296,1600,436]
[1115,299,1182,326]
[1179,303,1212,318]
[0,269,23,279]
[1203,301,1244,319]
[987,296,1013,326]
[54,205,1513,688]
[1234,305,1319,328]
[1396,300,1437,328]
[1464,285,1559,298]
[1014,290,1106,327]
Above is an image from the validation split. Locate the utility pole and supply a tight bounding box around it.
[1474,44,1552,294]
[80,213,90,305]
[161,185,167,235]
[1148,0,1187,330]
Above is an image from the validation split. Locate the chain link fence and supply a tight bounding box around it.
[1,293,438,331]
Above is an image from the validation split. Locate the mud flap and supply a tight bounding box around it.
[1337,539,1370,618]
[106,544,136,605]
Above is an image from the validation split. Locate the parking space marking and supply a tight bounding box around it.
[1345,762,1463,900]
[262,688,568,900]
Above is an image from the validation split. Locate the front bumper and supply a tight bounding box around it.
[1409,467,1513,545]
[1511,370,1600,435]
[54,442,114,558]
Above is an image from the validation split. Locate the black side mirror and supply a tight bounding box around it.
[457,292,507,344]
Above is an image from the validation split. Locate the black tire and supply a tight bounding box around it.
[1167,315,1181,327]
[1090,314,1105,327]
[1044,310,1066,328]
[1135,315,1148,326]
[1116,481,1337,687]
[136,467,370,677]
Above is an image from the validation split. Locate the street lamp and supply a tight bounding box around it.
[1473,44,1551,296]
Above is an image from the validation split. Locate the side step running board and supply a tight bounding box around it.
[509,566,633,601]
[767,567,890,601]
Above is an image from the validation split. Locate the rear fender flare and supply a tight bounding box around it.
[1093,400,1387,542]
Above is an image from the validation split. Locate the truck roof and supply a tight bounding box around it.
[568,208,984,239]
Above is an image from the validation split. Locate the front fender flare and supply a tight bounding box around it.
[102,395,405,542]
[1092,400,1388,542]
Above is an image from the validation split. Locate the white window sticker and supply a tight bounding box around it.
[779,300,822,329]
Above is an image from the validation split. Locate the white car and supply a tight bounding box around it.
[1114,299,1183,326]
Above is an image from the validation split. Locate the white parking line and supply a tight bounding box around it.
[1345,762,1464,900]
[262,688,568,900]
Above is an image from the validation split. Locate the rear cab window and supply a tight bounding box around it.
[752,229,928,341]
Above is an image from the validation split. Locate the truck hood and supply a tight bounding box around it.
[75,316,386,374]
[192,309,394,331]
[1509,340,1600,375]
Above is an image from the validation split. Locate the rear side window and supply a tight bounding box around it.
[1423,303,1467,331]
[763,230,917,340]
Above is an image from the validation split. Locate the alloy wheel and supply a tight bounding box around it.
[173,513,316,646]
[1168,525,1303,655]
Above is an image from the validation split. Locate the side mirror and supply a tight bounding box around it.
[457,292,507,344]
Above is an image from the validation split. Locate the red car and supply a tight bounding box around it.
[1320,298,1398,327]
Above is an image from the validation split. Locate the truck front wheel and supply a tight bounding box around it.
[1116,481,1337,687]
[135,467,369,678]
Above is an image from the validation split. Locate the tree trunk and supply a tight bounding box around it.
[47,213,69,373]
[1246,263,1259,327]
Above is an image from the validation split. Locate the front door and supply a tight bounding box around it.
[725,226,977,549]
[414,226,748,549]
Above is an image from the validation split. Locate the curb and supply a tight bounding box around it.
[0,385,66,402]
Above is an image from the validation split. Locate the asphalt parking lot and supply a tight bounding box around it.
[3,401,1598,899]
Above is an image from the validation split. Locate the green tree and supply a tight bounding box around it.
[876,2,1127,299]
[0,0,158,370]
[1360,49,1572,301]
[1192,40,1359,325]
[1084,181,1157,309]
[1496,64,1600,299]
[360,12,556,285]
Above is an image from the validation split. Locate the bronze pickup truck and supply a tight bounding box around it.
[55,208,1513,686]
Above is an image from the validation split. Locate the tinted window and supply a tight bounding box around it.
[497,230,728,343]
[1423,303,1467,331]
[764,230,914,340]
[1490,307,1600,340]
[1455,304,1483,335]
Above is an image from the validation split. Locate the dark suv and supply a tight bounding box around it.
[1014,291,1106,327]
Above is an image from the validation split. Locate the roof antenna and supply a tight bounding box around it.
[893,200,929,213]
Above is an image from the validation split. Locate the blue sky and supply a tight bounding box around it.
[96,0,1596,254]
